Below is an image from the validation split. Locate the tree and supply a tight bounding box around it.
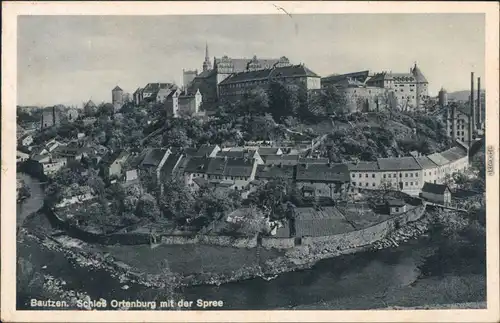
[193,188,241,226]
[44,183,63,207]
[238,87,270,117]
[268,81,304,121]
[162,127,191,148]
[158,178,195,221]
[86,169,105,197]
[136,193,161,221]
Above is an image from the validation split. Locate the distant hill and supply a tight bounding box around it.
[447,90,485,102]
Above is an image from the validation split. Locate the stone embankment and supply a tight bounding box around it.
[183,211,433,287]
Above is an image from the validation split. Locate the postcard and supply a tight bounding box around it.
[2,1,499,322]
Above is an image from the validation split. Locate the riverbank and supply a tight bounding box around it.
[21,203,434,290]
[18,206,486,310]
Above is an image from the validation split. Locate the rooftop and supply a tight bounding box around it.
[347,161,379,171]
[294,206,356,237]
[141,148,169,167]
[422,182,450,195]
[377,157,422,171]
[219,64,319,85]
[183,157,211,174]
[296,163,350,182]
[255,165,294,180]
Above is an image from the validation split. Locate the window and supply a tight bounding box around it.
[372,183,376,187]
[383,174,387,179]
[410,182,413,186]
[424,172,426,176]
[395,207,399,212]
[410,173,413,177]
[358,174,362,178]
[415,172,418,177]
[365,183,369,187]
[405,182,408,186]
[399,173,402,178]
[394,173,397,178]
[372,174,375,178]
[365,174,368,178]
[352,182,356,186]
[352,174,355,178]
[405,173,408,178]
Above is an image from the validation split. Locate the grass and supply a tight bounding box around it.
[101,244,284,275]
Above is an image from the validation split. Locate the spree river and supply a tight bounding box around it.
[16,174,486,310]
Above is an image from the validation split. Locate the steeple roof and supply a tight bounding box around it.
[112,86,123,91]
[411,63,428,83]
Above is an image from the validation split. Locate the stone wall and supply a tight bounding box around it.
[261,237,296,249]
[161,234,258,248]
[302,205,425,250]
[48,203,425,252]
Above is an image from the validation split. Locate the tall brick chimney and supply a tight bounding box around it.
[470,72,476,133]
[451,104,457,142]
[477,77,482,130]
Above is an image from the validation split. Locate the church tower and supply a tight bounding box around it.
[202,43,212,72]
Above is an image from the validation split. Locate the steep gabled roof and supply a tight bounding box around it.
[411,63,428,83]
[112,86,123,92]
[422,182,450,195]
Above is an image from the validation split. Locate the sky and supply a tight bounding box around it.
[17,14,485,107]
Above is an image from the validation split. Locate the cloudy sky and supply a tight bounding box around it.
[18,14,484,107]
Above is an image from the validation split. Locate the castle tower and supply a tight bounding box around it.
[112,85,124,112]
[183,69,198,88]
[438,87,448,108]
[411,62,428,109]
[202,43,212,72]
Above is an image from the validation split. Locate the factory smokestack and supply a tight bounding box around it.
[470,72,476,133]
[477,77,482,130]
[451,104,457,142]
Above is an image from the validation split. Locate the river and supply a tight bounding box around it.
[16,172,44,227]
[16,174,486,310]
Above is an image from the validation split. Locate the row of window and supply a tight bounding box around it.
[352,172,419,179]
[192,174,249,181]
[352,181,419,187]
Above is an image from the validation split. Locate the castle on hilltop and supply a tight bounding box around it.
[322,64,429,113]
[183,43,320,107]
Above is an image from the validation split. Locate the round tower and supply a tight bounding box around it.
[112,85,124,109]
[438,87,448,108]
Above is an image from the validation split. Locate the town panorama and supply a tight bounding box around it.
[16,15,486,311]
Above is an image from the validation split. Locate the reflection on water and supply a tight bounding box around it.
[17,173,44,226]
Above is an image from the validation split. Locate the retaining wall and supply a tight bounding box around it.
[161,234,258,248]
[47,203,425,251]
[261,237,296,249]
[302,205,425,249]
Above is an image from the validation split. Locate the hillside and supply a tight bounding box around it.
[447,90,485,102]
[299,112,451,162]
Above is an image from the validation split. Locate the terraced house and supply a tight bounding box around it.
[347,143,469,196]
